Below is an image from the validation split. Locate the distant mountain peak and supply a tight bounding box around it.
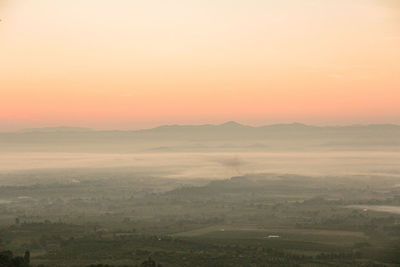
[290,122,308,126]
[219,121,245,127]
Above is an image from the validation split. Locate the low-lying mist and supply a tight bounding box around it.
[1,151,400,183]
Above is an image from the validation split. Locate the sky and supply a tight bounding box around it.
[0,0,399,130]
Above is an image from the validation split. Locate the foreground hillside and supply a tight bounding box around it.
[0,170,399,266]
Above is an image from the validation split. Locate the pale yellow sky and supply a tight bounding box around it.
[0,0,399,130]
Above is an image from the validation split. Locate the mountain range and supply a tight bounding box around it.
[1,122,399,152]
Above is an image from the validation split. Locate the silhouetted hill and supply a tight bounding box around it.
[163,173,397,200]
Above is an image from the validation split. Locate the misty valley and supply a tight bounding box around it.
[0,124,399,266]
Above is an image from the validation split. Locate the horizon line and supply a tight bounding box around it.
[3,121,400,133]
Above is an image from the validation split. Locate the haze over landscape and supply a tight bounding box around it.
[0,1,400,267]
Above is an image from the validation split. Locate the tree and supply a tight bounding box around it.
[0,250,30,267]
[140,256,161,267]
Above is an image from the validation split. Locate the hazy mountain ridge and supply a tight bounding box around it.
[1,122,400,152]
[12,121,400,134]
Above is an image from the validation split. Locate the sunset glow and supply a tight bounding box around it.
[1,0,399,130]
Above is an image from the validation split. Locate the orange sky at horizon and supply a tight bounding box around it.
[1,0,399,130]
